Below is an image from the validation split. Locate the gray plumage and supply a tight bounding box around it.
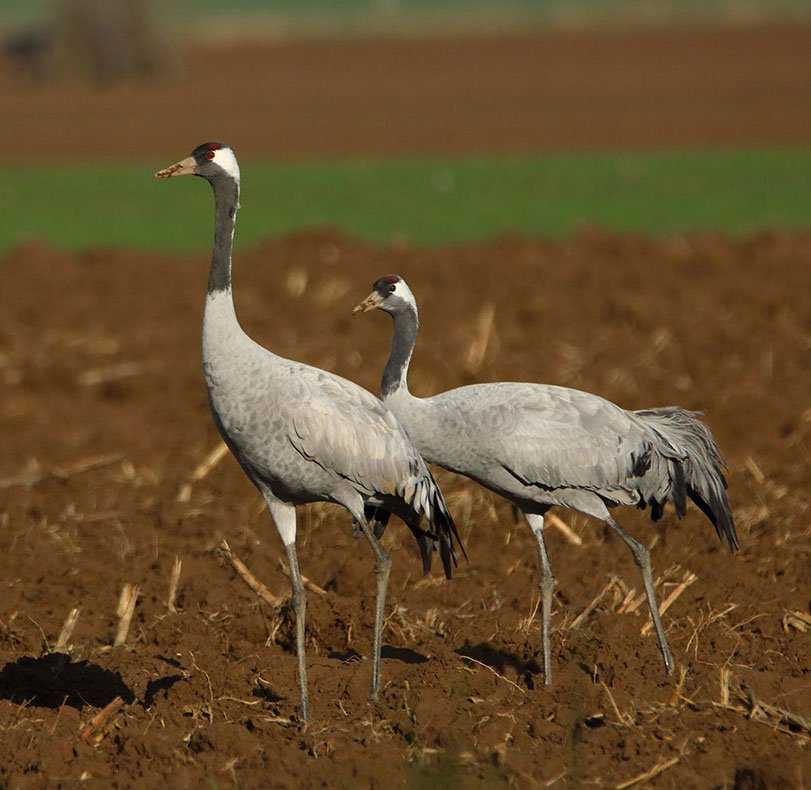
[355,274,737,683]
[156,145,461,722]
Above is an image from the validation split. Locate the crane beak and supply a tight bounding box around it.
[154,156,197,179]
[352,291,383,315]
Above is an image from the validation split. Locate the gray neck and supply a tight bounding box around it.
[382,306,419,398]
[207,176,240,295]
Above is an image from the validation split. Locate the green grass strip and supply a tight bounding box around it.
[1,150,810,253]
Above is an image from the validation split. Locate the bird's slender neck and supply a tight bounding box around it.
[207,176,240,296]
[382,305,419,398]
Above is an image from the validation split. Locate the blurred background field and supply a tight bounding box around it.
[2,1,811,251]
[3,151,811,251]
[3,0,811,35]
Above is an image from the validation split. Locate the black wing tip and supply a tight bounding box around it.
[687,485,739,552]
[417,534,433,575]
[439,535,454,580]
[443,509,468,566]
[430,487,468,568]
[720,502,740,552]
[644,408,737,550]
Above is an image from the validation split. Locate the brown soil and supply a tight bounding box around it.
[3,24,811,159]
[1,226,809,787]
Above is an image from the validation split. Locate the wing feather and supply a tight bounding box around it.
[285,369,422,499]
[437,383,653,493]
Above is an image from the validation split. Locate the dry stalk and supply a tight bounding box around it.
[516,593,541,637]
[260,716,295,728]
[218,540,281,608]
[388,606,446,642]
[684,603,737,657]
[620,591,647,615]
[114,584,139,647]
[177,442,230,502]
[782,610,811,633]
[546,513,583,546]
[176,484,193,503]
[412,574,447,589]
[285,267,308,297]
[278,558,328,596]
[54,608,80,652]
[0,452,124,490]
[719,667,731,707]
[744,455,766,484]
[49,697,68,735]
[749,694,811,737]
[190,652,215,724]
[460,655,525,695]
[167,556,182,613]
[721,678,811,739]
[570,577,618,629]
[53,453,126,478]
[465,303,496,371]
[600,681,633,726]
[641,571,697,636]
[191,442,229,482]
[615,756,680,789]
[668,666,688,707]
[543,768,569,787]
[78,362,145,387]
[447,488,475,525]
[80,696,127,745]
[615,588,638,614]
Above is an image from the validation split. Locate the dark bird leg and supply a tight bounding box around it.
[606,516,674,676]
[353,512,392,703]
[266,496,309,722]
[524,512,555,685]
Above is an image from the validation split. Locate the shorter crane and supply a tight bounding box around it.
[354,274,737,683]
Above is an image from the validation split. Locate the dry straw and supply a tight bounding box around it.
[166,556,182,613]
[54,608,80,652]
[114,584,139,647]
[218,539,281,608]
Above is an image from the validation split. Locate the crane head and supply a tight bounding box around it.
[155,142,240,182]
[353,274,416,316]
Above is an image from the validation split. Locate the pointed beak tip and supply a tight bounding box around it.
[154,156,197,180]
[352,296,379,315]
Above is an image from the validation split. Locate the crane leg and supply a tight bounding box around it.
[606,516,674,677]
[352,505,390,539]
[266,495,309,722]
[283,541,310,721]
[354,515,392,703]
[524,513,555,685]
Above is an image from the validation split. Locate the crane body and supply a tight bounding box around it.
[355,274,737,683]
[156,146,461,722]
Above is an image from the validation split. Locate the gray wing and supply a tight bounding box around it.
[283,366,465,575]
[446,383,654,493]
[284,367,433,511]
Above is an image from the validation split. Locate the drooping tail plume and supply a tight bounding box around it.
[636,407,738,550]
[430,484,467,579]
[397,473,467,579]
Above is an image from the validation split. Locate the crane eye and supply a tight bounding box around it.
[205,150,216,160]
[388,284,397,293]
